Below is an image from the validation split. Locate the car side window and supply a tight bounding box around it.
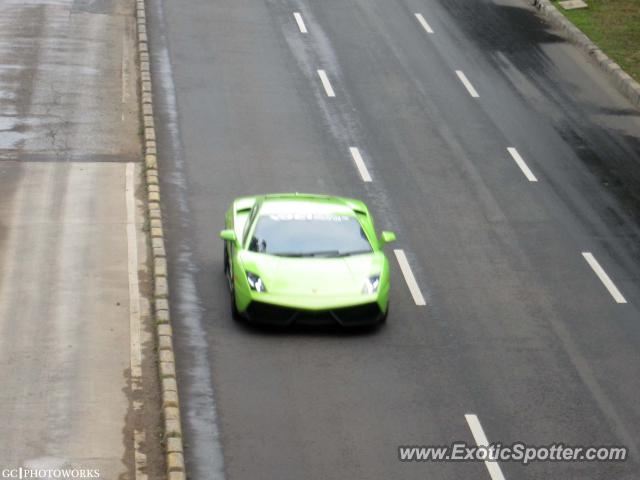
[242,203,259,247]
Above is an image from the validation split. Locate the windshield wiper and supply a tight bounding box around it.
[336,250,371,257]
[273,250,371,258]
[307,250,341,257]
[274,250,340,258]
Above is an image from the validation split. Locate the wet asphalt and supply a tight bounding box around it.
[147,0,640,478]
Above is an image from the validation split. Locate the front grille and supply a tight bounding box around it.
[293,311,336,326]
[246,302,297,325]
[332,303,382,325]
[246,301,382,326]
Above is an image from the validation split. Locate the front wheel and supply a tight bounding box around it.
[224,243,241,321]
[229,283,242,321]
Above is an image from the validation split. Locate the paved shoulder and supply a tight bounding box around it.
[0,0,162,478]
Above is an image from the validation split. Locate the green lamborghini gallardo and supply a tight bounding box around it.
[220,193,396,326]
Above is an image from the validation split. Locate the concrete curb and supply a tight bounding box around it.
[135,1,187,479]
[530,0,640,109]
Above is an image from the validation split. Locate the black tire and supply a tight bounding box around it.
[230,283,242,321]
[224,242,241,321]
[379,304,389,325]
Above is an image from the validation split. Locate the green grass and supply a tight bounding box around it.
[552,0,640,81]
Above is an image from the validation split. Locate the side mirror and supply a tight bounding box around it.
[220,229,237,244]
[380,231,396,246]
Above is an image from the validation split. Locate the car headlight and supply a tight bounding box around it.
[362,275,381,295]
[246,271,267,293]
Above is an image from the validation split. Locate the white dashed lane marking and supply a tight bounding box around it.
[582,252,627,304]
[465,414,507,480]
[394,249,427,306]
[293,12,307,34]
[507,147,538,182]
[414,13,434,34]
[349,147,372,182]
[455,70,479,98]
[317,69,336,97]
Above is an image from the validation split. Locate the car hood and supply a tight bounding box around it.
[239,251,385,297]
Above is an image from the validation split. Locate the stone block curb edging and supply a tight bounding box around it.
[135,0,187,478]
[530,0,640,108]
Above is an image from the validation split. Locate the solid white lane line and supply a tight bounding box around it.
[317,69,336,97]
[126,162,147,480]
[414,13,434,34]
[455,70,479,98]
[126,162,142,382]
[394,249,427,306]
[465,414,507,480]
[582,252,627,304]
[507,147,538,182]
[349,147,372,182]
[293,12,308,33]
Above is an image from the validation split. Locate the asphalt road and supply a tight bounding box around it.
[148,0,640,478]
[0,0,161,478]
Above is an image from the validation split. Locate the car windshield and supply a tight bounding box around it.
[248,212,372,257]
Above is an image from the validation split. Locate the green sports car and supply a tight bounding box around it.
[220,193,396,326]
